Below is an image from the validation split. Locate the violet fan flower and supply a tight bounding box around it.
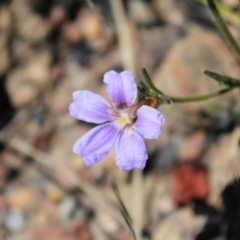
[69,70,165,171]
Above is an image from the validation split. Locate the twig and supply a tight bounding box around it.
[109,0,136,73]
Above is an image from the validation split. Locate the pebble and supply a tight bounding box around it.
[31,211,48,226]
[58,197,76,221]
[45,183,64,203]
[7,188,34,211]
[16,12,50,43]
[129,0,155,24]
[77,7,103,41]
[4,210,25,232]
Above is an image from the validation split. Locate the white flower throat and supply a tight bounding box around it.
[117,111,132,127]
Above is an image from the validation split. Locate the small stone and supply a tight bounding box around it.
[7,188,34,211]
[23,53,51,87]
[6,67,38,108]
[4,210,25,232]
[16,12,50,43]
[155,0,185,25]
[11,0,31,20]
[6,50,51,108]
[58,197,76,221]
[31,211,48,226]
[77,8,103,41]
[8,82,39,108]
[45,183,64,203]
[96,212,118,234]
[156,195,175,216]
[171,161,209,205]
[129,0,155,24]
[12,39,34,61]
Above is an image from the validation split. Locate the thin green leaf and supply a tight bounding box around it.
[109,176,137,240]
[196,0,240,26]
[206,0,240,60]
[204,70,240,88]
[141,69,172,104]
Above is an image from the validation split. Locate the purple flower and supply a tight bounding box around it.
[69,70,165,171]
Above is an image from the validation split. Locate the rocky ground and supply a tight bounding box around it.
[0,0,240,239]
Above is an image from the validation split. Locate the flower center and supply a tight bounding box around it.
[118,112,131,127]
[112,103,145,129]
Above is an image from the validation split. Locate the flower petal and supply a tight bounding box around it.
[103,70,137,107]
[134,105,165,139]
[73,124,118,166]
[69,90,112,124]
[115,129,147,171]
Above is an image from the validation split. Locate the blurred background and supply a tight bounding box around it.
[0,0,240,239]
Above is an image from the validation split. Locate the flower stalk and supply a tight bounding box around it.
[140,68,238,105]
[169,87,232,103]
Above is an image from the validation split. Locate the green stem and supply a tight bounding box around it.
[169,87,231,103]
[206,0,240,60]
[141,69,233,104]
[196,0,240,25]
[141,68,171,104]
[142,68,164,95]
